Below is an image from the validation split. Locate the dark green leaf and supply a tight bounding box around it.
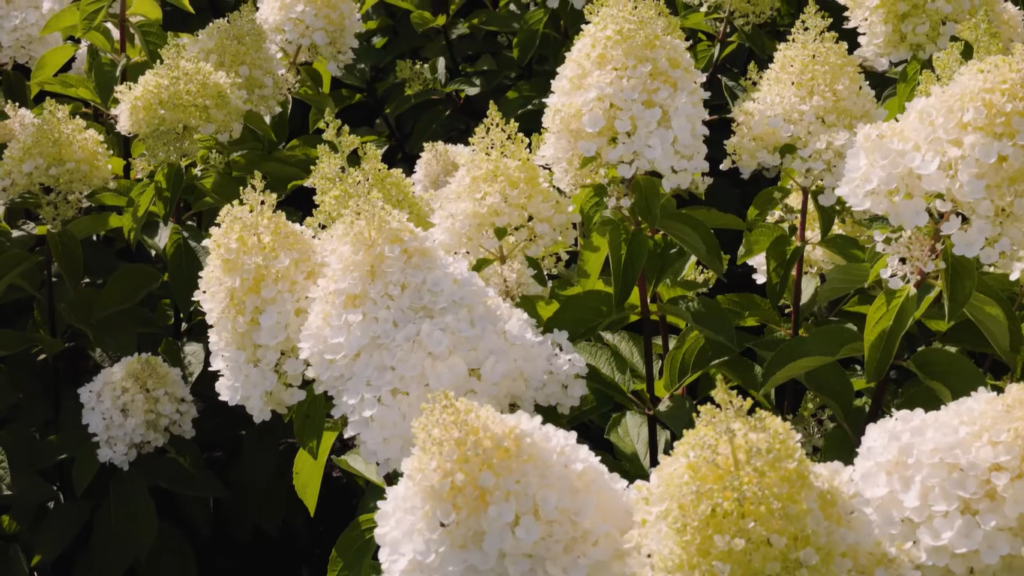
[138,522,198,576]
[737,223,786,264]
[655,396,695,436]
[631,175,662,229]
[942,243,976,321]
[545,290,614,340]
[66,212,122,238]
[293,389,327,458]
[658,298,737,350]
[760,325,863,392]
[327,514,380,576]
[605,411,651,473]
[109,469,159,560]
[165,224,202,312]
[907,347,988,403]
[131,19,168,63]
[47,227,83,287]
[409,10,441,32]
[681,206,745,230]
[818,262,872,303]
[92,264,163,320]
[864,286,918,383]
[800,361,853,430]
[332,451,386,488]
[513,7,549,66]
[615,228,647,310]
[32,500,93,565]
[964,287,1018,367]
[658,208,725,276]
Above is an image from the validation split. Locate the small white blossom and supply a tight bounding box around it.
[0,0,69,66]
[257,0,362,75]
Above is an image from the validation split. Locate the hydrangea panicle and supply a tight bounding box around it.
[537,0,710,193]
[0,0,70,66]
[0,99,113,228]
[375,392,633,576]
[724,3,884,193]
[628,384,908,576]
[257,0,362,75]
[678,0,781,26]
[79,354,198,469]
[852,384,1024,575]
[411,141,470,198]
[427,104,579,300]
[195,173,319,422]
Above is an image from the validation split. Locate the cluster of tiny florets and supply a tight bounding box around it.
[836,0,1024,69]
[918,9,1011,97]
[628,384,907,576]
[724,4,884,193]
[195,174,319,422]
[114,45,247,169]
[0,0,69,66]
[411,141,470,199]
[257,0,362,75]
[537,0,710,193]
[299,217,588,473]
[837,46,1024,277]
[182,5,293,117]
[375,392,633,576]
[395,60,439,93]
[852,385,1024,575]
[0,100,113,228]
[427,105,579,300]
[678,0,781,26]
[79,354,198,470]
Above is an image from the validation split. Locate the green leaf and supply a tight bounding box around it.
[293,421,341,516]
[332,451,386,488]
[655,396,695,436]
[545,290,615,340]
[32,500,93,565]
[658,208,725,276]
[737,223,786,264]
[40,4,80,36]
[293,389,327,458]
[0,330,34,356]
[907,347,988,403]
[942,243,976,321]
[0,252,39,299]
[658,298,737,350]
[327,514,380,576]
[746,185,786,224]
[615,228,647,310]
[578,226,610,290]
[158,338,204,386]
[109,469,158,560]
[30,44,78,95]
[127,0,162,21]
[0,543,28,576]
[92,264,163,320]
[134,443,225,498]
[605,411,651,473]
[864,286,918,383]
[66,212,122,238]
[884,58,921,120]
[631,175,662,229]
[409,10,442,33]
[716,293,781,327]
[131,19,168,64]
[817,234,868,263]
[78,0,113,36]
[681,206,745,230]
[138,522,197,576]
[32,74,102,106]
[800,361,854,431]
[164,0,195,13]
[46,227,83,287]
[760,325,863,392]
[165,224,202,312]
[513,7,550,66]
[0,447,10,497]
[576,342,638,409]
[964,287,1018,367]
[818,262,872,303]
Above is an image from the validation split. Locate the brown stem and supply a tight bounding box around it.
[783,185,810,415]
[705,13,731,79]
[637,270,659,470]
[118,0,130,179]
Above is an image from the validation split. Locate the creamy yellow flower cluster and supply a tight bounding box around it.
[918,9,1014,97]
[629,384,907,576]
[425,105,579,300]
[0,100,113,228]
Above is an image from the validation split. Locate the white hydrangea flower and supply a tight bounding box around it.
[836,0,1024,69]
[0,100,113,228]
[628,384,910,576]
[0,0,69,66]
[852,384,1024,575]
[411,141,470,198]
[677,0,781,26]
[195,174,319,422]
[79,354,198,470]
[114,44,247,168]
[873,227,943,289]
[836,46,1024,276]
[724,4,885,192]
[375,392,633,576]
[918,9,1011,97]
[257,0,362,76]
[536,0,710,193]
[182,5,293,117]
[300,217,587,472]
[427,105,579,300]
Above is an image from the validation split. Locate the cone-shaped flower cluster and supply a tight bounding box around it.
[195,174,319,422]
[0,100,113,228]
[537,0,709,193]
[257,0,362,75]
[375,392,633,576]
[852,385,1024,575]
[411,141,470,198]
[79,354,198,469]
[837,46,1024,278]
[0,0,69,66]
[837,0,1023,69]
[628,385,906,576]
[427,105,579,300]
[725,4,884,194]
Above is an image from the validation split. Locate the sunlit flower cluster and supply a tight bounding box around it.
[724,4,884,193]
[679,0,780,26]
[836,0,1024,69]
[114,45,247,169]
[300,217,587,473]
[411,141,470,198]
[79,354,198,469]
[0,0,68,66]
[874,227,943,289]
[852,384,1024,575]
[0,100,113,228]
[918,10,1011,97]
[195,174,319,422]
[536,0,710,193]
[257,0,362,75]
[395,60,439,93]
[836,46,1024,277]
[182,5,292,117]
[427,105,579,300]
[375,392,632,576]
[629,385,906,576]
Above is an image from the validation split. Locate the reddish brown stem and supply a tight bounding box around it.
[637,270,659,470]
[783,185,810,415]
